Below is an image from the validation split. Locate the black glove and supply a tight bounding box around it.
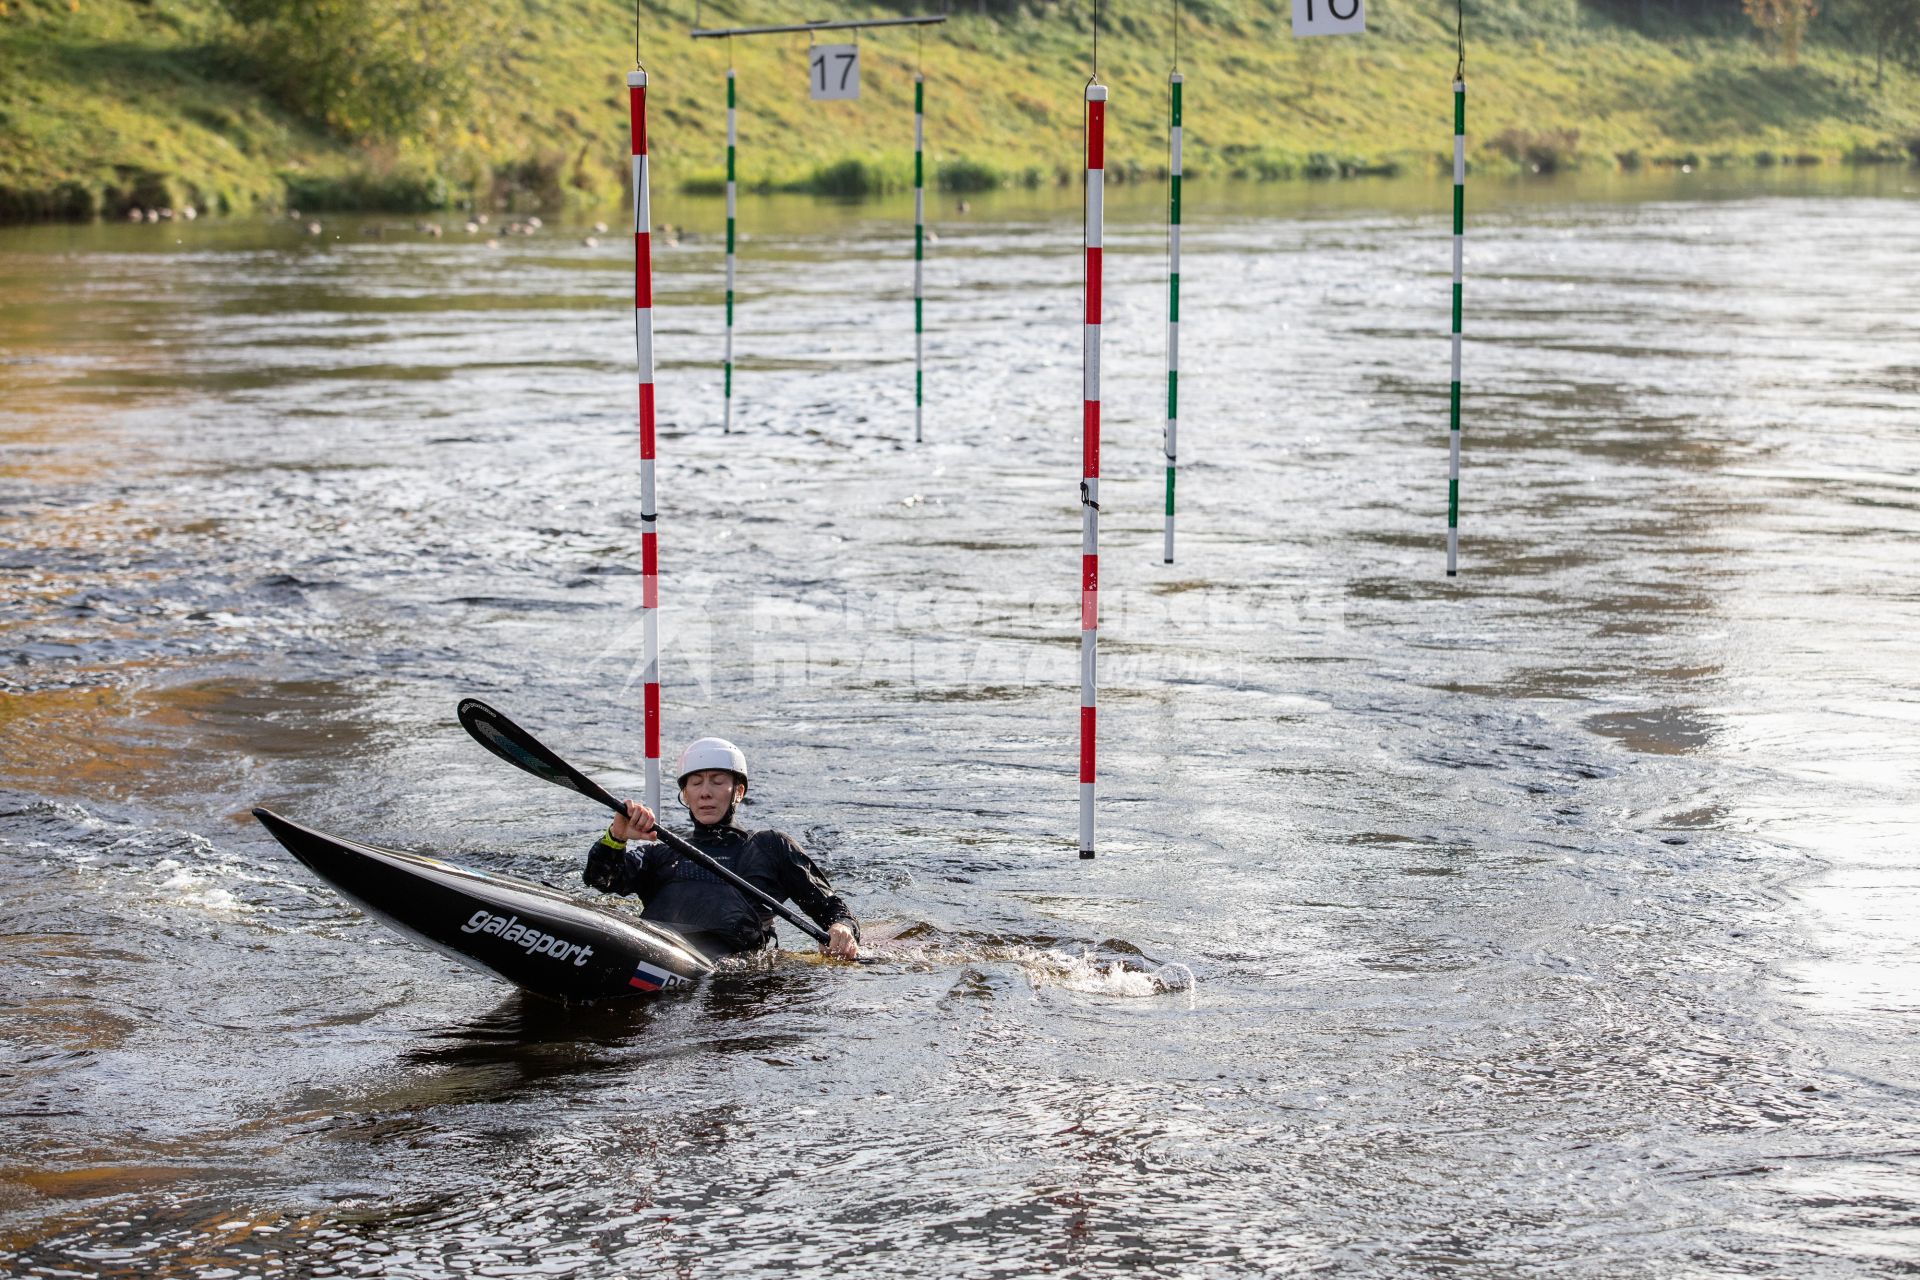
[584,841,626,892]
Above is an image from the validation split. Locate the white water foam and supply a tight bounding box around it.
[1019,948,1198,1005]
[859,925,1199,1002]
[151,857,245,913]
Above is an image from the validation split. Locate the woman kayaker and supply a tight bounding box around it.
[582,737,861,962]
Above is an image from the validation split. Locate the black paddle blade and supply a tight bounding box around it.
[457,698,622,814]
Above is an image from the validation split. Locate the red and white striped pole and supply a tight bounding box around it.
[1080,80,1105,861]
[629,68,662,813]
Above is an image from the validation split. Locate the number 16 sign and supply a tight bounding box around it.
[1292,0,1365,36]
[809,44,861,100]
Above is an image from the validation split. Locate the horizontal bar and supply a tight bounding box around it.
[691,14,947,37]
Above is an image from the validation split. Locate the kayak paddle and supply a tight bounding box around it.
[456,698,841,949]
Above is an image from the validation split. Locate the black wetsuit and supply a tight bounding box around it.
[583,817,859,960]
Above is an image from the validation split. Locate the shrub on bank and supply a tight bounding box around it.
[219,0,489,143]
[808,159,891,197]
[285,167,455,213]
[938,159,1004,192]
[0,181,100,221]
[1845,139,1912,163]
[1488,127,1582,173]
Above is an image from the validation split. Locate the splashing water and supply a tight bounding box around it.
[1019,949,1198,1003]
[152,857,245,914]
[858,924,1198,1001]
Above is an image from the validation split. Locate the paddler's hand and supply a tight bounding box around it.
[609,800,657,843]
[825,922,860,961]
[584,842,624,891]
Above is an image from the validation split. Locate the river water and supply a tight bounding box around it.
[2,167,1917,1277]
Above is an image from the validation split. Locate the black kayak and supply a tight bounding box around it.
[253,807,713,1002]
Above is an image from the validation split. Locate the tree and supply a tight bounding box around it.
[1849,0,1920,84]
[1742,0,1822,63]
[221,0,486,142]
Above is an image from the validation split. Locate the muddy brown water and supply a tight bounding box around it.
[2,169,1918,1276]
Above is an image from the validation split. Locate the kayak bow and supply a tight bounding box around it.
[252,807,713,1002]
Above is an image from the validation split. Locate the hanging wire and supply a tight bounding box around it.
[1090,0,1104,81]
[635,0,643,68]
[1172,0,1180,75]
[916,22,923,75]
[1455,0,1466,80]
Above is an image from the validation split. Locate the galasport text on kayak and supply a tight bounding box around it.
[460,909,595,965]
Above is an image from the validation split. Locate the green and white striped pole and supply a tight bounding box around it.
[724,66,737,435]
[1447,77,1465,576]
[1164,72,1182,565]
[914,73,925,444]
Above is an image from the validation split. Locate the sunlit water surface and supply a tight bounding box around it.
[2,169,1918,1276]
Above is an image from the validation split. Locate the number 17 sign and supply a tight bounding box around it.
[1292,0,1365,36]
[809,44,861,100]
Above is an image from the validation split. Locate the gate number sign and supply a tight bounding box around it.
[1292,0,1366,36]
[809,43,860,100]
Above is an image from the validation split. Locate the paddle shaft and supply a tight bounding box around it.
[459,701,834,945]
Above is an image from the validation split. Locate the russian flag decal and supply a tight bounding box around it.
[629,960,678,992]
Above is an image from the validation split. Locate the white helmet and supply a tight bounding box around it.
[675,737,748,789]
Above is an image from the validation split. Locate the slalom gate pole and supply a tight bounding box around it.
[1164,72,1183,565]
[1447,75,1465,577]
[913,73,926,444]
[1080,80,1105,861]
[724,65,737,434]
[629,68,662,811]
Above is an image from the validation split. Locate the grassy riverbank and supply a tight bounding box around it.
[2,0,1917,220]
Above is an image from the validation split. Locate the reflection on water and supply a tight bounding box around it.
[2,167,1918,1275]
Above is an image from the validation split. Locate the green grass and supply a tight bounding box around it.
[2,0,1917,220]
